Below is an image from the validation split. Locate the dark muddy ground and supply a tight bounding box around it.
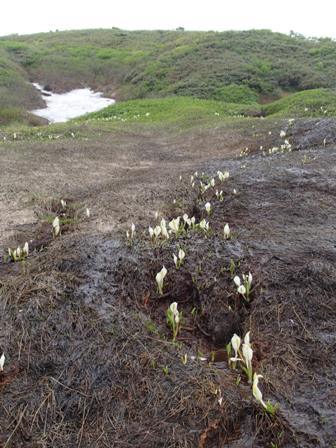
[0,118,336,447]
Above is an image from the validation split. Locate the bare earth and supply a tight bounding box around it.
[0,119,335,447]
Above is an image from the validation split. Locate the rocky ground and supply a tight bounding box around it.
[0,118,335,447]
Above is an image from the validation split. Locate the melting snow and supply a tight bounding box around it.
[31,83,115,123]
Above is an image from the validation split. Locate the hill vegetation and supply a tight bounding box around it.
[1,28,336,113]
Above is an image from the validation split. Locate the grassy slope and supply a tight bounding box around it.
[263,88,336,117]
[2,28,336,109]
[80,96,261,126]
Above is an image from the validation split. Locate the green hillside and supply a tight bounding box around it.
[263,88,336,117]
[2,28,336,112]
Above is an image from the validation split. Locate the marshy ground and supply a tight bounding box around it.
[0,117,335,447]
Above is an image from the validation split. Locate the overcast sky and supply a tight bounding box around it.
[1,0,336,38]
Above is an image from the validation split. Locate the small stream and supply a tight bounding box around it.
[31,83,115,123]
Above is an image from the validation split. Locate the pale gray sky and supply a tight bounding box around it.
[1,0,336,38]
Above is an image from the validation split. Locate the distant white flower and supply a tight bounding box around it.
[86,208,90,218]
[23,242,29,257]
[280,130,286,138]
[243,272,252,288]
[231,334,241,358]
[60,199,66,209]
[154,225,162,238]
[178,248,185,262]
[205,202,211,215]
[210,178,215,187]
[223,223,230,239]
[233,276,241,287]
[199,219,209,231]
[0,353,5,371]
[233,188,237,195]
[131,223,135,239]
[148,226,154,238]
[183,214,191,226]
[190,217,196,227]
[217,171,230,181]
[154,211,159,220]
[52,216,60,237]
[160,219,169,239]
[156,266,167,295]
[169,217,180,234]
[170,301,178,315]
[253,373,267,408]
[237,285,246,295]
[179,175,182,181]
[244,331,251,348]
[173,248,185,269]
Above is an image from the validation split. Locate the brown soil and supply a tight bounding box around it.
[0,119,335,447]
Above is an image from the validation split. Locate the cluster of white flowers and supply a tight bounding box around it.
[229,332,269,409]
[234,273,253,300]
[8,242,29,262]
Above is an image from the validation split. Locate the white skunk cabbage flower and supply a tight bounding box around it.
[223,223,230,239]
[231,334,241,358]
[174,249,185,268]
[131,223,135,239]
[233,188,237,195]
[60,199,66,209]
[0,353,5,371]
[160,218,169,239]
[154,211,159,220]
[190,217,196,226]
[169,217,180,234]
[183,214,191,226]
[52,216,60,237]
[234,276,241,287]
[199,219,209,231]
[179,175,182,181]
[22,242,29,257]
[154,226,162,238]
[148,226,154,239]
[205,202,211,215]
[156,266,167,295]
[243,272,253,288]
[16,246,22,258]
[237,285,246,296]
[280,130,286,138]
[242,343,253,369]
[86,208,90,218]
[178,248,185,262]
[253,373,267,408]
[170,301,178,316]
[244,331,251,348]
[210,178,215,187]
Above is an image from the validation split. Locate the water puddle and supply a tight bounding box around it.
[31,83,115,123]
